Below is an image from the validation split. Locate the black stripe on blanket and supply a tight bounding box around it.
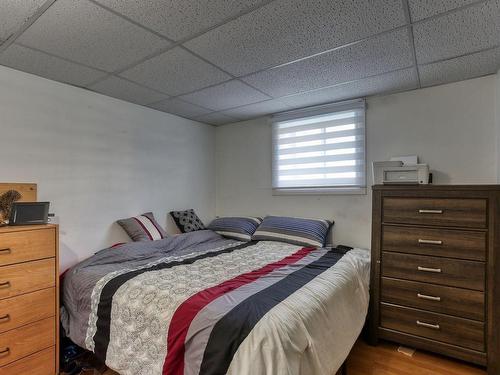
[93,241,257,361]
[199,250,344,375]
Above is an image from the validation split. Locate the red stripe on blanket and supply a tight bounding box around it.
[162,246,315,375]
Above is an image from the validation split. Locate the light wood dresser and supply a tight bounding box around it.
[370,185,500,375]
[0,224,59,375]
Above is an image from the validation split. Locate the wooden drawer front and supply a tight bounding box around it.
[0,259,55,300]
[380,303,484,352]
[0,229,55,267]
[0,346,55,375]
[0,317,55,367]
[382,197,487,228]
[382,252,485,291]
[0,288,55,334]
[382,225,486,261]
[381,278,484,321]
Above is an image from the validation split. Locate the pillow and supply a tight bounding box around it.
[252,216,333,247]
[117,212,167,242]
[170,209,205,233]
[207,217,262,241]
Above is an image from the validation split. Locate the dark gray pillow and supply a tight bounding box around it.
[117,212,167,242]
[170,209,205,233]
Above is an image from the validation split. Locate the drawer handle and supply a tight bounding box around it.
[0,314,9,322]
[0,281,10,289]
[418,209,443,214]
[0,347,9,357]
[417,293,441,302]
[416,320,440,330]
[0,248,10,254]
[418,239,443,245]
[417,266,442,273]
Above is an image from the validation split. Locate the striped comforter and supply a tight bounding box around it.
[62,231,370,375]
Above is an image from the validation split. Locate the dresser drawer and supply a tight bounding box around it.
[382,252,485,291]
[382,197,487,228]
[0,259,55,300]
[0,288,55,333]
[382,225,486,261]
[0,346,55,375]
[381,278,484,321]
[380,303,484,352]
[0,228,55,267]
[0,317,55,367]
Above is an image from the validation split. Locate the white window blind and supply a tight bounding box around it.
[272,99,366,193]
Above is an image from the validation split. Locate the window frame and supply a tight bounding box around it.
[271,99,367,196]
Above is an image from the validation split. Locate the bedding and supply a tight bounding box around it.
[207,216,262,241]
[170,209,205,233]
[117,212,167,241]
[252,216,333,247]
[61,230,370,375]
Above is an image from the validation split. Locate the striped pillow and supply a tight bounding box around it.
[252,216,333,248]
[117,212,167,242]
[207,217,262,241]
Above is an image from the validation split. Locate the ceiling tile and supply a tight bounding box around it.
[279,68,418,109]
[242,29,413,97]
[16,0,170,72]
[149,98,212,118]
[93,0,268,41]
[0,43,106,86]
[88,76,169,105]
[222,98,293,120]
[180,80,270,111]
[419,47,500,87]
[0,0,46,40]
[413,0,500,64]
[408,0,477,21]
[120,47,231,96]
[184,0,406,76]
[195,112,239,126]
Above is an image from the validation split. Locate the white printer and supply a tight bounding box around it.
[372,156,430,185]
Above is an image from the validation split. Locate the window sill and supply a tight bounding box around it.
[272,187,367,196]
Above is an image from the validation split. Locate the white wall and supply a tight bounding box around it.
[1,67,497,270]
[0,66,216,271]
[216,75,498,249]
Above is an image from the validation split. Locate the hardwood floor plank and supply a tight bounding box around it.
[346,340,486,375]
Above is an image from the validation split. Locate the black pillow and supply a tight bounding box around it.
[170,209,205,233]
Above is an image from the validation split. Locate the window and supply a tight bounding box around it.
[272,99,366,194]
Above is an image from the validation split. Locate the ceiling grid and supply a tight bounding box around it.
[0,0,498,125]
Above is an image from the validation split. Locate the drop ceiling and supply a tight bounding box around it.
[0,0,499,126]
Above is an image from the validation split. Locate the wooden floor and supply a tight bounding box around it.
[346,340,485,375]
[102,340,486,375]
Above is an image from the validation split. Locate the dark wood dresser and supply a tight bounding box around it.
[370,185,500,375]
[0,225,59,375]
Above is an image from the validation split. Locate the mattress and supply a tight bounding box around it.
[61,230,370,375]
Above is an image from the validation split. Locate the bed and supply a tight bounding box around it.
[61,230,370,375]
